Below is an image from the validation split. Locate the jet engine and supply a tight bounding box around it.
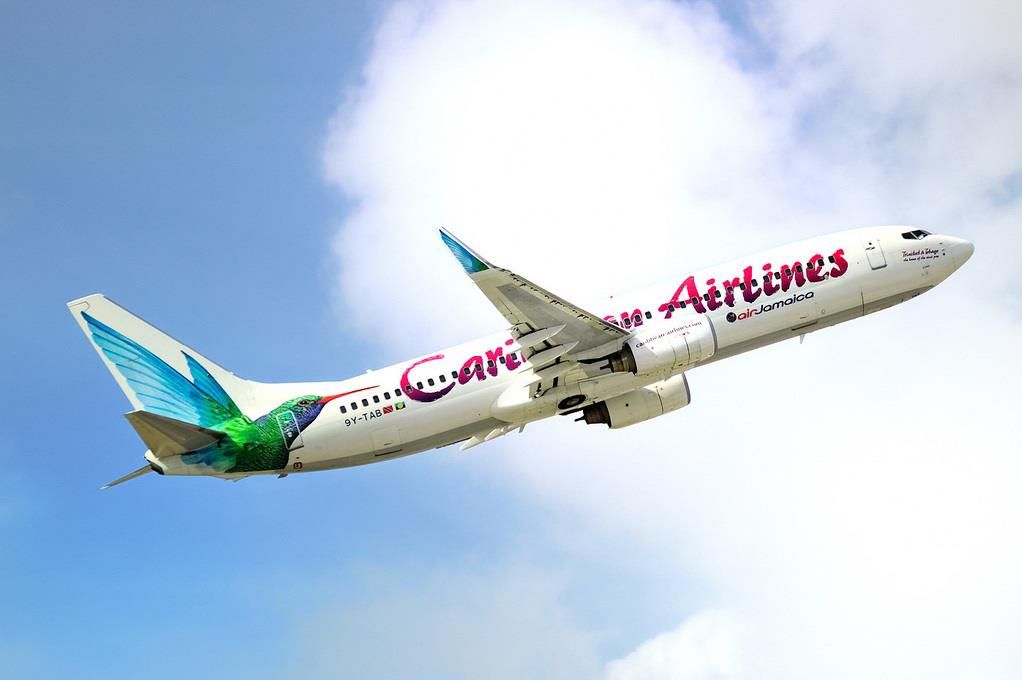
[602,315,716,375]
[579,373,691,429]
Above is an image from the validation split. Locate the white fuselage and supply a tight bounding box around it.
[153,226,973,478]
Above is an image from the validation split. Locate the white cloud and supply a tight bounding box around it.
[286,563,600,680]
[605,610,741,680]
[323,0,1022,677]
[324,0,806,352]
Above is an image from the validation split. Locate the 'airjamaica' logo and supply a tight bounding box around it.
[726,292,815,322]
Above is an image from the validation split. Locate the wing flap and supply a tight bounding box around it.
[460,423,526,451]
[516,325,566,348]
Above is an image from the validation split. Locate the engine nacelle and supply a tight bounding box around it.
[604,315,716,375]
[580,373,691,428]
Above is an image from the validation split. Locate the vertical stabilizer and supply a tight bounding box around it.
[67,294,256,421]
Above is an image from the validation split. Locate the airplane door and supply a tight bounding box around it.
[275,411,304,451]
[864,239,887,270]
[276,410,306,470]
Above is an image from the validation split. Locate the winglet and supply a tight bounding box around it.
[439,228,491,274]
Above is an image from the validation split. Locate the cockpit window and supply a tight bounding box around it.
[901,229,931,240]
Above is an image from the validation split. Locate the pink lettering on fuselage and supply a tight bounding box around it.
[402,338,524,403]
[656,247,849,319]
[405,247,853,403]
[400,354,455,403]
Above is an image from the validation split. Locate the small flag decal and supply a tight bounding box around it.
[382,405,393,414]
[395,401,406,410]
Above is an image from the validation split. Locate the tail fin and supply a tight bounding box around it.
[67,294,255,426]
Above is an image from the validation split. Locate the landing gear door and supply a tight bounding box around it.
[864,239,887,270]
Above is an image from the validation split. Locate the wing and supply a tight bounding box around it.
[81,312,243,427]
[439,229,628,362]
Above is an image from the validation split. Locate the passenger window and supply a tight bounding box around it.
[739,282,745,290]
[828,255,835,263]
[714,290,721,298]
[416,381,423,389]
[452,371,458,379]
[439,374,446,383]
[373,395,380,403]
[645,311,652,319]
[427,378,435,386]
[384,391,391,399]
[623,317,632,328]
[339,405,347,414]
[680,301,686,308]
[464,367,471,375]
[691,297,699,304]
[361,398,368,407]
[486,360,494,368]
[351,402,358,410]
[499,356,505,364]
[668,304,675,312]
[405,385,413,394]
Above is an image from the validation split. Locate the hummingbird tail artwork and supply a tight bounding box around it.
[68,294,358,483]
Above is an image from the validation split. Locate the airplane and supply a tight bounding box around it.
[69,226,974,488]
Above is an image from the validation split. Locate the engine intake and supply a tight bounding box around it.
[580,373,691,428]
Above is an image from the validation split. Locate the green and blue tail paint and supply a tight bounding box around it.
[69,294,343,483]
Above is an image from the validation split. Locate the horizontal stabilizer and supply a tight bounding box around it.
[101,465,153,490]
[124,410,225,458]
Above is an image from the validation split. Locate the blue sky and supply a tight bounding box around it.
[1,4,683,677]
[4,1,1021,678]
[1,2,380,675]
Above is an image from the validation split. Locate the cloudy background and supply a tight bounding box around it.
[2,1,1020,678]
[322,1,1022,676]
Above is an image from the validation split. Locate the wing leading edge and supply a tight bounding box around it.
[438,228,628,360]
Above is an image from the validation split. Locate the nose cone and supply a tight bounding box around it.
[951,237,975,268]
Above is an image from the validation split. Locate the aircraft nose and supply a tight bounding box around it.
[951,237,975,268]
